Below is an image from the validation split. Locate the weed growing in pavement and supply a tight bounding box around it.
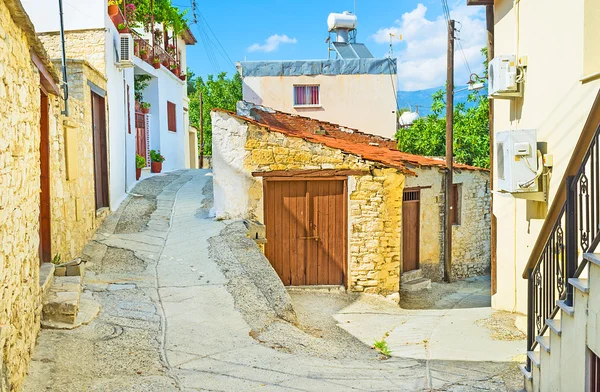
[373,339,391,356]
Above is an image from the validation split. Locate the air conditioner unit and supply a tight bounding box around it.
[496,129,538,193]
[118,33,134,68]
[488,55,521,98]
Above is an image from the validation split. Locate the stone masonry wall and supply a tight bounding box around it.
[0,1,43,390]
[404,167,490,281]
[48,60,107,262]
[348,170,404,294]
[239,121,405,294]
[38,29,106,75]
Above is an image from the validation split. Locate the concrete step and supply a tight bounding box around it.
[536,335,550,353]
[401,269,423,283]
[42,275,83,324]
[546,318,561,336]
[557,299,574,316]
[401,277,431,292]
[528,350,541,368]
[568,278,589,293]
[583,253,600,266]
[42,298,101,330]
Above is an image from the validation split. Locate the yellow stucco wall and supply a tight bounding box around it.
[243,74,398,139]
[493,0,600,314]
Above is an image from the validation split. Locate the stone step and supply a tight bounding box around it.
[568,278,589,294]
[401,277,432,292]
[527,350,541,368]
[536,335,550,353]
[401,269,423,283]
[42,275,83,325]
[546,319,562,336]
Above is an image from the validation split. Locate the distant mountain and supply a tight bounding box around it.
[396,85,488,117]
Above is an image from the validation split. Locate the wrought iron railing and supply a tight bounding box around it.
[131,30,181,76]
[526,121,600,371]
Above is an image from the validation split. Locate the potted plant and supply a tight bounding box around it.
[139,48,148,61]
[179,74,186,81]
[134,42,139,56]
[162,59,169,67]
[108,0,119,16]
[152,57,160,69]
[150,150,165,173]
[141,102,150,114]
[135,154,146,180]
[117,23,129,33]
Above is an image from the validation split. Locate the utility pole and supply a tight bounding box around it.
[198,90,204,169]
[444,19,455,283]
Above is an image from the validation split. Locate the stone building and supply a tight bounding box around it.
[211,102,490,295]
[0,0,60,390]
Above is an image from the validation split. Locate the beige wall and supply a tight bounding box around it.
[48,60,107,262]
[243,74,398,139]
[492,0,600,314]
[38,29,106,74]
[404,167,491,281]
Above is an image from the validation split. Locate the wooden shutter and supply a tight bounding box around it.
[127,84,131,134]
[450,184,460,225]
[167,101,176,132]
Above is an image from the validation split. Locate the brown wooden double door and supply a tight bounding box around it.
[264,179,347,286]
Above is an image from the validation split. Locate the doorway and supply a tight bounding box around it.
[39,91,51,264]
[91,92,109,210]
[402,189,421,272]
[264,179,347,286]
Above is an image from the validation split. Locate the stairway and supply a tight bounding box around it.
[41,259,101,329]
[521,253,600,391]
[401,269,431,292]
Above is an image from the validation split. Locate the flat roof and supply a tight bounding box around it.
[240,58,397,77]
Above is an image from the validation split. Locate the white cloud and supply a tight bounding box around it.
[248,34,298,53]
[371,3,486,91]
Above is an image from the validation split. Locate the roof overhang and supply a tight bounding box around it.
[467,0,494,5]
[181,29,197,45]
[31,51,61,95]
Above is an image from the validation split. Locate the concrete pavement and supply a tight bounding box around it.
[24,170,523,391]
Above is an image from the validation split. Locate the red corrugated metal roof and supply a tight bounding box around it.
[213,106,485,175]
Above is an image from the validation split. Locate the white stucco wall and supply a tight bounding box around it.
[156,70,186,172]
[104,19,136,209]
[21,0,105,32]
[493,0,600,314]
[211,111,252,219]
[243,73,397,139]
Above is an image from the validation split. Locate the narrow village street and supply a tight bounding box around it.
[24,170,524,392]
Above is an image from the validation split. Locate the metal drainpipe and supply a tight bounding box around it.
[58,0,69,116]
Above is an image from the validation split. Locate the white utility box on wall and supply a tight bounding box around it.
[496,129,538,193]
[488,55,521,98]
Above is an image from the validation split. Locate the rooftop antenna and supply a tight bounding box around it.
[388,33,402,57]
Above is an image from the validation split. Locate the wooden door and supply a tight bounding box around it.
[402,189,420,272]
[135,112,147,161]
[91,92,109,209]
[39,91,51,264]
[264,179,347,286]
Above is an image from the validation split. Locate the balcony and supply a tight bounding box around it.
[108,3,185,81]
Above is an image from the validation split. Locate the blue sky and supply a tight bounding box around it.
[180,0,487,91]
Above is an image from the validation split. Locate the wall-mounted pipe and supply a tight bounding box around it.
[58,0,69,116]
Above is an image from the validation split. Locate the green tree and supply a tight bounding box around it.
[395,49,490,168]
[188,71,242,155]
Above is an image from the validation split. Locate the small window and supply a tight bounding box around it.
[293,85,320,107]
[167,101,176,132]
[450,184,462,225]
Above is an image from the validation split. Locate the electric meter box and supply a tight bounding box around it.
[489,55,520,97]
[496,129,538,193]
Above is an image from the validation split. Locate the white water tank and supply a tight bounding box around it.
[327,11,357,32]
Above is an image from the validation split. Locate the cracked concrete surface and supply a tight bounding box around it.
[24,170,523,391]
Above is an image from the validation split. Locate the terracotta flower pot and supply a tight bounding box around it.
[141,107,150,114]
[108,4,118,16]
[151,161,162,173]
[162,60,169,67]
[153,62,160,69]
[118,28,130,34]
[179,74,186,81]
[141,53,149,61]
[136,167,142,180]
